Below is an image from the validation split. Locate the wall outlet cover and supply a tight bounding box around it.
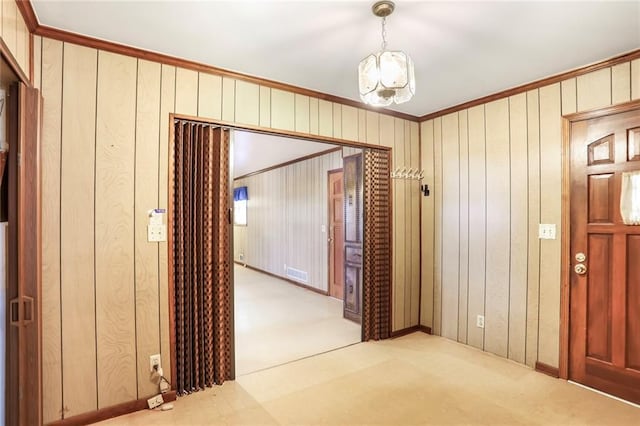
[147,394,164,409]
[476,315,485,329]
[149,354,161,372]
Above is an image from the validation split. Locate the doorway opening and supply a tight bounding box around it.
[232,131,363,375]
[169,116,392,392]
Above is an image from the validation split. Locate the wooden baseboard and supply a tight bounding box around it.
[535,361,560,378]
[234,261,329,296]
[390,324,432,338]
[47,391,177,426]
[418,325,432,334]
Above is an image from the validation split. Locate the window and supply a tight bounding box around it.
[234,186,248,226]
[621,171,640,225]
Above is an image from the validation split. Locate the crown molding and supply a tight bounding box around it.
[419,48,640,122]
[17,0,419,122]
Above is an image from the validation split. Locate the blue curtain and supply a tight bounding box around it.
[234,186,248,201]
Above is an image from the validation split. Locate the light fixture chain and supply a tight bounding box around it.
[381,16,387,50]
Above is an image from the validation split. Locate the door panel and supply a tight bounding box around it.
[569,106,640,404]
[328,170,344,300]
[627,235,640,370]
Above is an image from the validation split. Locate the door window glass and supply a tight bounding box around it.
[621,171,640,225]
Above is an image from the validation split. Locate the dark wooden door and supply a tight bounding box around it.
[328,170,344,300]
[6,82,42,425]
[569,106,640,404]
[343,154,363,324]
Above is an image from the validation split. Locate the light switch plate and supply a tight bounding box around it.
[538,224,556,240]
[148,224,167,242]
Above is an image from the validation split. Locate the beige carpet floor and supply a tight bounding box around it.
[234,265,361,375]
[98,332,639,425]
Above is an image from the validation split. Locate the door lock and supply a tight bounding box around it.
[574,263,587,275]
[575,252,586,262]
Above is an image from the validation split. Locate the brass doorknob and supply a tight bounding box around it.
[574,263,587,275]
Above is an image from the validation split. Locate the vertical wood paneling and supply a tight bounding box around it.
[222,77,236,122]
[332,103,342,139]
[379,115,394,149]
[95,51,137,408]
[466,105,486,350]
[15,11,26,73]
[538,83,562,367]
[576,68,611,112]
[611,63,631,105]
[41,38,63,423]
[197,73,222,120]
[134,59,162,399]
[420,120,435,328]
[433,117,443,335]
[294,94,310,133]
[34,36,42,90]
[235,80,260,126]
[632,59,640,100]
[410,121,420,326]
[508,93,528,363]
[60,43,98,417]
[309,97,319,135]
[358,109,367,143]
[235,151,342,291]
[342,105,358,141]
[158,64,176,386]
[318,100,332,137]
[365,111,380,145]
[525,89,541,368]
[2,0,17,62]
[484,99,510,358]
[392,118,406,331]
[561,78,577,115]
[403,120,412,327]
[271,89,295,131]
[175,68,198,116]
[457,110,469,343]
[440,112,460,340]
[259,86,271,127]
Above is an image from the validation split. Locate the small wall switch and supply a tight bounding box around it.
[538,224,556,240]
[148,224,167,242]
[147,394,164,409]
[476,315,485,329]
[321,225,326,233]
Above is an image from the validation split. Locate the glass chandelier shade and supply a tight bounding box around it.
[358,50,415,106]
[358,1,415,107]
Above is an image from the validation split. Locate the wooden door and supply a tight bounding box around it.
[569,106,640,404]
[5,82,42,425]
[328,170,344,300]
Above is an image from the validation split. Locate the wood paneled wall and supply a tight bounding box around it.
[34,37,420,422]
[1,0,30,76]
[421,58,640,369]
[234,149,349,292]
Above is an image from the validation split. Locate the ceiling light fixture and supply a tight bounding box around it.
[358,1,415,107]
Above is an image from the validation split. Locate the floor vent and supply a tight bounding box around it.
[286,267,309,283]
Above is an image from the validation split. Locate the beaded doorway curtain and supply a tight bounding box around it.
[170,120,233,395]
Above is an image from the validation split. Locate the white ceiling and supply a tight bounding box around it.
[233,131,336,178]
[31,1,640,117]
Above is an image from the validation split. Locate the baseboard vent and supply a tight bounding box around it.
[286,267,309,283]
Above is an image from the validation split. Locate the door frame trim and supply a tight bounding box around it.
[168,113,393,380]
[559,99,640,380]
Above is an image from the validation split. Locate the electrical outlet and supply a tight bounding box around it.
[148,224,167,242]
[476,315,485,329]
[150,354,161,372]
[147,394,164,409]
[284,263,287,271]
[239,253,244,261]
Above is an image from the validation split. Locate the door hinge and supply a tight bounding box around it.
[17,152,21,167]
[228,208,232,224]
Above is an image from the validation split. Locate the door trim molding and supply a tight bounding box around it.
[559,99,640,380]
